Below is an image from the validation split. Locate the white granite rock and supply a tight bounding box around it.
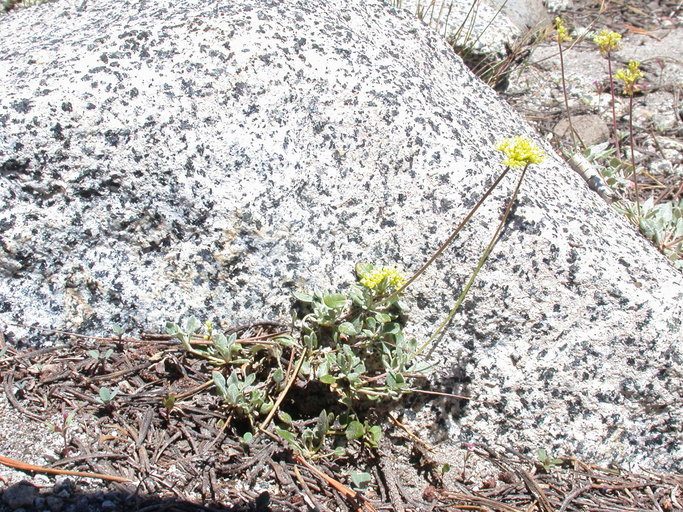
[0,0,681,472]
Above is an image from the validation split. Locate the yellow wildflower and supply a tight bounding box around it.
[593,29,622,54]
[554,17,572,44]
[615,61,645,95]
[360,266,406,291]
[495,137,545,169]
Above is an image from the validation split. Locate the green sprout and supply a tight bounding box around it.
[537,448,563,472]
[112,324,124,340]
[46,411,77,457]
[95,387,118,405]
[88,348,113,362]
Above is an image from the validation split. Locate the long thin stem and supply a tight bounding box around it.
[607,54,621,158]
[382,166,512,305]
[628,94,641,217]
[558,43,578,148]
[414,164,529,357]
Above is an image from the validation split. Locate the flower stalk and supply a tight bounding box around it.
[416,160,531,357]
[554,17,578,148]
[615,60,645,217]
[593,29,623,158]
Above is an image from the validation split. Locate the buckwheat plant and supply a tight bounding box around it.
[593,29,622,157]
[615,60,645,216]
[553,17,578,148]
[167,135,549,463]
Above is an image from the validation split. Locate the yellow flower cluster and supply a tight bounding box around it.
[360,266,406,291]
[494,137,545,169]
[593,29,622,54]
[554,17,572,44]
[615,61,645,95]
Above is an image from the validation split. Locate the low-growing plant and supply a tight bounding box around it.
[88,348,113,362]
[579,143,632,195]
[536,448,563,472]
[616,197,683,269]
[112,324,124,340]
[161,393,176,420]
[166,137,548,468]
[349,470,373,491]
[549,23,681,272]
[95,386,118,405]
[46,411,77,457]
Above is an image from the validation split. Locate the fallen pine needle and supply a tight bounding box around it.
[0,454,131,483]
[294,453,378,512]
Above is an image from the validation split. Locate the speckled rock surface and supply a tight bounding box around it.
[0,0,681,473]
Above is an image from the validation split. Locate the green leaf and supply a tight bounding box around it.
[278,411,293,425]
[241,431,253,443]
[319,374,337,384]
[274,335,296,347]
[347,286,365,305]
[375,312,392,324]
[347,372,362,384]
[324,294,348,309]
[275,428,301,451]
[112,324,124,336]
[165,322,179,335]
[162,394,176,410]
[349,471,372,490]
[226,384,239,405]
[185,316,199,335]
[366,425,382,447]
[212,371,227,398]
[639,218,657,238]
[98,387,116,403]
[103,349,114,360]
[88,350,100,360]
[314,410,330,442]
[338,322,358,336]
[355,262,374,278]
[303,332,318,350]
[293,291,314,303]
[272,368,285,384]
[345,421,365,441]
[259,401,273,415]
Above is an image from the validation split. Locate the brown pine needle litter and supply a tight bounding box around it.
[0,323,681,511]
